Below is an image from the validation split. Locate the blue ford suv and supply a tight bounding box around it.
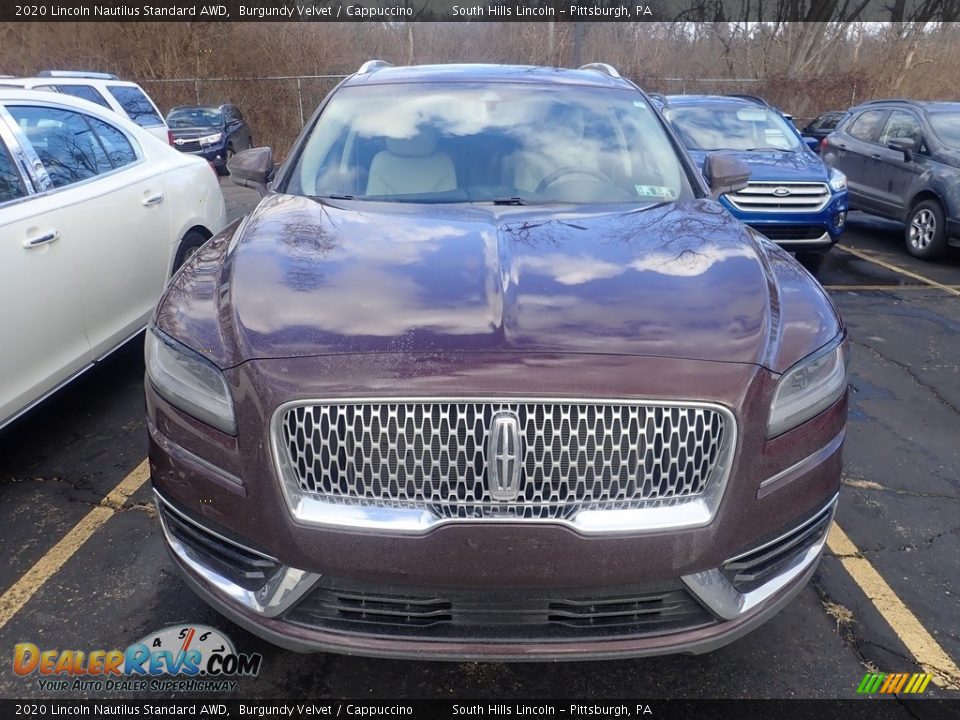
[661,95,849,275]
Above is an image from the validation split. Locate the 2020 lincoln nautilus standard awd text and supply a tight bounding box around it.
[145,61,849,660]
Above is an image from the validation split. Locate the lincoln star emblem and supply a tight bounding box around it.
[772,186,792,197]
[487,411,522,501]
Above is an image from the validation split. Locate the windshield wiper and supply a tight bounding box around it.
[492,196,527,206]
[312,193,364,201]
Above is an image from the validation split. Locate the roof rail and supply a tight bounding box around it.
[725,93,771,107]
[862,98,918,105]
[578,63,621,79]
[357,60,393,75]
[36,70,119,80]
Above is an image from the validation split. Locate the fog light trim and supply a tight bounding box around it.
[155,491,320,617]
[681,494,837,620]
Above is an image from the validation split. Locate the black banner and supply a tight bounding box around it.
[4,0,960,23]
[2,700,960,719]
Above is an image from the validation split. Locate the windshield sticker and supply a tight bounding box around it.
[635,185,677,199]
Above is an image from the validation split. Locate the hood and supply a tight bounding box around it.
[177,195,817,367]
[687,148,830,183]
[169,126,222,140]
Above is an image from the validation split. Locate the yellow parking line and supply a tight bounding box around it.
[0,459,150,631]
[828,523,960,690]
[835,245,960,297]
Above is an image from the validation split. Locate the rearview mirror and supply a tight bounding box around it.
[887,138,916,162]
[804,137,820,152]
[704,153,751,199]
[228,147,274,197]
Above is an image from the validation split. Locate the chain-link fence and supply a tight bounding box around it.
[142,75,349,158]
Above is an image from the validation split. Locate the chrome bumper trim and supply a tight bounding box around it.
[147,416,244,489]
[154,491,320,617]
[681,494,837,620]
[774,232,832,246]
[757,428,845,499]
[274,493,726,535]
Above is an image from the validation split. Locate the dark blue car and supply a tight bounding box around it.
[661,95,849,274]
[166,103,253,174]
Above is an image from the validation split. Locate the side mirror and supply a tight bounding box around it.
[704,153,751,199]
[887,138,916,162]
[804,137,820,152]
[228,147,274,197]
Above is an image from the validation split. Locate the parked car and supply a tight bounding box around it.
[0,71,170,143]
[661,94,849,275]
[0,88,226,430]
[822,99,960,259]
[725,94,798,128]
[147,61,848,661]
[166,103,253,173]
[801,111,850,148]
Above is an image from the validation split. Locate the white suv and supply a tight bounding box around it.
[0,71,170,143]
[0,88,226,430]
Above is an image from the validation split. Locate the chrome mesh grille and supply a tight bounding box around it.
[278,402,728,520]
[174,138,203,152]
[727,182,830,212]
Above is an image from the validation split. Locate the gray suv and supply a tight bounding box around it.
[822,99,960,259]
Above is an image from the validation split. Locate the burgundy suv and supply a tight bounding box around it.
[145,62,848,660]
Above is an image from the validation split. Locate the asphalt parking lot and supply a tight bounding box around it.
[0,180,957,703]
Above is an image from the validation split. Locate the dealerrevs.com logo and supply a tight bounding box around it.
[14,624,261,693]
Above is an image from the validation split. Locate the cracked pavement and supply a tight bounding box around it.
[0,197,957,703]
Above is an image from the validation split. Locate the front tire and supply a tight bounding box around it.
[173,229,209,271]
[796,251,825,277]
[906,199,948,260]
[217,145,235,176]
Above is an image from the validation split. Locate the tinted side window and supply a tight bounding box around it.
[848,110,887,142]
[879,110,922,147]
[821,114,844,131]
[54,84,112,109]
[8,105,108,188]
[0,139,28,203]
[87,116,138,168]
[106,85,163,127]
[31,85,62,97]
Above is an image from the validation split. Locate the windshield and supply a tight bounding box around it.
[927,110,960,148]
[283,83,691,205]
[167,107,222,128]
[665,104,802,152]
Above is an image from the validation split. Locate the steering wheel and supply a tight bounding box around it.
[535,165,612,194]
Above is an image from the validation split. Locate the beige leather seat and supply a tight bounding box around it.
[366,128,457,196]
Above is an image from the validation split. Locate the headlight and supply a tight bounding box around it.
[198,132,224,145]
[768,339,847,438]
[145,327,236,435]
[828,168,847,192]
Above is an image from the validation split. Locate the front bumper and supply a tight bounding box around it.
[722,192,849,254]
[174,141,228,166]
[146,353,846,660]
[155,488,837,660]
